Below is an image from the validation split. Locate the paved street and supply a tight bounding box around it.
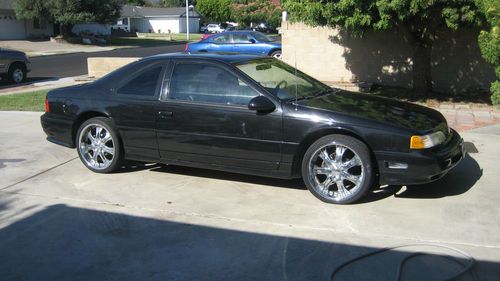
[29,44,185,79]
[0,111,499,281]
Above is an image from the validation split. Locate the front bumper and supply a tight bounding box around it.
[376,129,464,185]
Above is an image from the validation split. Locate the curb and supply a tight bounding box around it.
[0,76,88,96]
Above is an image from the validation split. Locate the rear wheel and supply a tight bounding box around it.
[8,63,27,84]
[76,117,123,173]
[270,50,282,60]
[302,135,374,204]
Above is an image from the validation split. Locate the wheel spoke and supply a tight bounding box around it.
[95,127,102,140]
[320,177,334,192]
[319,149,334,165]
[342,171,361,185]
[87,131,96,144]
[101,131,112,143]
[103,146,114,155]
[335,146,346,163]
[81,144,91,154]
[313,166,332,175]
[99,151,110,166]
[91,150,98,163]
[342,155,361,170]
[336,180,351,197]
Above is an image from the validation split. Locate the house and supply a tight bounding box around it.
[0,0,53,39]
[113,5,201,34]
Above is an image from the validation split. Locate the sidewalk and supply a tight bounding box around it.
[0,40,121,57]
[437,105,500,132]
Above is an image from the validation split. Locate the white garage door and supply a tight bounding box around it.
[0,14,26,39]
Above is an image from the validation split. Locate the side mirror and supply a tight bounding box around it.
[249,38,256,44]
[248,96,276,113]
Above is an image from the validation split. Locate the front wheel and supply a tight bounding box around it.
[76,117,123,173]
[302,135,374,204]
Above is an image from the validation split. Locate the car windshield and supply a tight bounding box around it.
[235,58,332,101]
[252,32,272,42]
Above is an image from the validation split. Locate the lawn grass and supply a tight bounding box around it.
[108,33,203,47]
[0,89,49,111]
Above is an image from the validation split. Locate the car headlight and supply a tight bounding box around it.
[410,131,446,149]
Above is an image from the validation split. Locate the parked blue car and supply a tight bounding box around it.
[186,31,282,59]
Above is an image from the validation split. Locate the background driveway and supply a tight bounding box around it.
[0,111,499,281]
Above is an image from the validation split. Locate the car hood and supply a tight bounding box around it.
[298,90,446,132]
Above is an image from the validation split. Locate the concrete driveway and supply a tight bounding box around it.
[0,111,499,281]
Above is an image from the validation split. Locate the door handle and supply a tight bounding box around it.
[158,111,173,119]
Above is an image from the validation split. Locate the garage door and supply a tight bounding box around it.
[0,14,26,39]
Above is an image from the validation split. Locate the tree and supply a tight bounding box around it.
[476,0,500,104]
[283,0,483,95]
[196,0,232,23]
[126,0,146,5]
[15,0,123,36]
[231,0,282,28]
[162,0,185,7]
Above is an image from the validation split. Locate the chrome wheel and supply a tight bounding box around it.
[308,142,364,201]
[12,68,24,83]
[78,124,115,170]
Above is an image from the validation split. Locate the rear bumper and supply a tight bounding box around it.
[376,129,464,185]
[40,113,75,148]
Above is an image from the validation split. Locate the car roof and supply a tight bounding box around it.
[147,52,266,64]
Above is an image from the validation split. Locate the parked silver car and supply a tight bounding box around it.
[0,48,31,84]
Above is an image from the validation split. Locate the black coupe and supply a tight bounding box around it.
[41,53,464,204]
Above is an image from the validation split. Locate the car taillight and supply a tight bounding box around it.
[45,98,50,113]
[185,43,189,52]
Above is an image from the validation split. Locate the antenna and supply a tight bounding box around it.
[294,49,298,110]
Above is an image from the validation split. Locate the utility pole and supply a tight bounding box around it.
[186,0,190,40]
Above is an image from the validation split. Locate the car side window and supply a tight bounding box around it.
[232,33,251,43]
[168,63,259,106]
[213,34,230,43]
[117,66,163,97]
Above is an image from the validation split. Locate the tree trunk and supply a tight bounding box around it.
[412,41,433,94]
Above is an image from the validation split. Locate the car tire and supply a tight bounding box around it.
[301,135,374,204]
[270,50,282,59]
[8,63,27,84]
[76,117,123,173]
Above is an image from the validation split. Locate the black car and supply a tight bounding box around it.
[41,53,464,204]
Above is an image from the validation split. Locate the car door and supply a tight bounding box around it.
[108,61,168,162]
[0,50,9,76]
[206,33,233,52]
[156,60,283,171]
[231,33,267,56]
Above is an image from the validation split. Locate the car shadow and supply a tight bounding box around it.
[116,153,481,203]
[0,203,496,280]
[396,153,482,199]
[150,164,307,191]
[359,153,482,203]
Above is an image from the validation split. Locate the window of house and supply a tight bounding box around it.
[168,63,259,106]
[117,66,163,97]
